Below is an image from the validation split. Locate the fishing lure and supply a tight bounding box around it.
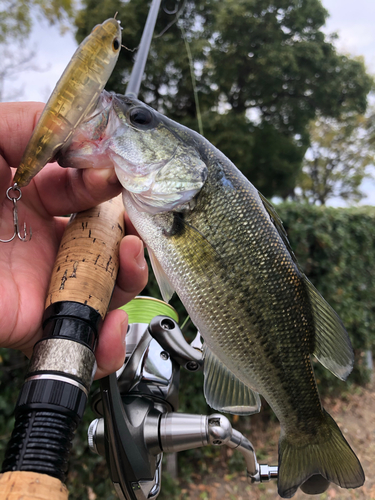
[1,17,122,242]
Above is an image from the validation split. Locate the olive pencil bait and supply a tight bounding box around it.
[13,18,122,187]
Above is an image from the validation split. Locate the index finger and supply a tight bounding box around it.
[0,102,44,195]
[0,101,123,216]
[0,102,44,168]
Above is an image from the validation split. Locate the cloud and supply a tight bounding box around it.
[322,0,375,72]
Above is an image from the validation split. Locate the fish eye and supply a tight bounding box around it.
[113,38,120,51]
[129,107,153,127]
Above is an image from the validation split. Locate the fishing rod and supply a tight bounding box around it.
[126,0,162,97]
[0,2,279,498]
[82,1,277,497]
[0,2,163,498]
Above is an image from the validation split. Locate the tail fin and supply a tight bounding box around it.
[278,409,364,498]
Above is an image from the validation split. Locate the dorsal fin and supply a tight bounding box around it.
[258,193,353,380]
[304,277,353,380]
[258,192,299,266]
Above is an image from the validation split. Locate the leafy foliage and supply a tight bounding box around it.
[1,204,374,498]
[1,1,374,496]
[296,113,375,204]
[0,349,28,460]
[0,0,75,101]
[278,203,375,390]
[0,0,74,43]
[74,0,373,198]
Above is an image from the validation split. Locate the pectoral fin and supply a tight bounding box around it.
[305,277,353,380]
[147,246,175,303]
[203,346,261,415]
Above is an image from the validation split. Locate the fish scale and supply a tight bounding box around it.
[125,163,322,429]
[59,92,364,498]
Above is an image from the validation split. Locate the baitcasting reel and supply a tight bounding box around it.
[88,297,278,500]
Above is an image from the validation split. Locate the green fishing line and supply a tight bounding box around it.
[180,25,204,137]
[180,314,191,330]
[119,296,179,324]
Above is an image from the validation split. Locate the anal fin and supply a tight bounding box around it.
[203,346,261,415]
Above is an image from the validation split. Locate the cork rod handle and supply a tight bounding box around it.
[0,196,125,499]
[46,194,125,316]
[0,471,69,500]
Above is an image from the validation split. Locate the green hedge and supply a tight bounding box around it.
[277,203,375,389]
[0,203,374,498]
[277,204,375,350]
[155,202,375,393]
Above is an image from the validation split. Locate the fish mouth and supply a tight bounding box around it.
[111,153,168,194]
[57,93,118,169]
[110,143,183,192]
[113,154,169,176]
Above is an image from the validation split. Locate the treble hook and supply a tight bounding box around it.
[0,184,32,243]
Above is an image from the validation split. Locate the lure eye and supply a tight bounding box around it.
[129,107,153,127]
[113,38,120,51]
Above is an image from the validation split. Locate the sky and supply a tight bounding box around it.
[321,0,375,72]
[3,0,375,205]
[316,0,375,206]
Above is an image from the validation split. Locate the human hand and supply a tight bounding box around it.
[0,102,148,379]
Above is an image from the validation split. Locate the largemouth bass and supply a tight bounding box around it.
[13,18,122,187]
[59,91,365,498]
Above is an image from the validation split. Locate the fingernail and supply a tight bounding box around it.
[135,240,147,269]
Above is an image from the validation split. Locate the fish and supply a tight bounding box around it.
[13,18,122,188]
[58,91,365,498]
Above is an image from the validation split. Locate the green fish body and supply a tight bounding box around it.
[60,92,365,498]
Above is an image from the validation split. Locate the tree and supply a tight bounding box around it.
[296,113,375,205]
[0,0,75,101]
[0,0,74,43]
[0,45,41,102]
[75,0,374,198]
